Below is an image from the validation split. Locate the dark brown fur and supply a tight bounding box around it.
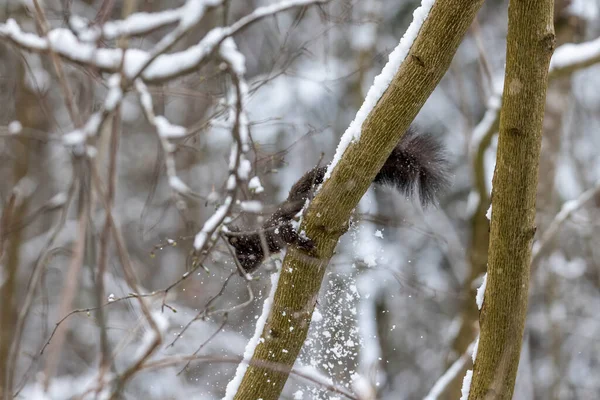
[224,126,450,273]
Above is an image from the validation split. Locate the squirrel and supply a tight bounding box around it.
[224,126,450,273]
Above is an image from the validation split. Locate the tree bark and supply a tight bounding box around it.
[468,0,555,398]
[233,0,485,398]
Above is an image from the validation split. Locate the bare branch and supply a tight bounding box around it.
[90,166,163,397]
[43,170,90,390]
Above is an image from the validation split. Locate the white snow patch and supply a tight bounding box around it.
[237,158,252,180]
[169,176,191,194]
[240,200,263,213]
[220,37,246,75]
[155,116,187,139]
[0,19,48,49]
[476,273,487,310]
[193,196,233,250]
[248,176,264,193]
[550,36,600,72]
[8,121,22,134]
[486,203,492,221]
[460,369,473,400]
[311,308,323,323]
[472,335,480,363]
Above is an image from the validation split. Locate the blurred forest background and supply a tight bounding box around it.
[1,0,600,399]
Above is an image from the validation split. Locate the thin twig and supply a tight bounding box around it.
[90,165,163,398]
[169,271,236,348]
[177,315,229,375]
[39,290,168,356]
[31,0,82,127]
[6,175,77,397]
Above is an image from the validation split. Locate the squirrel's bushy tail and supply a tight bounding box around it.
[284,126,450,211]
[374,126,450,207]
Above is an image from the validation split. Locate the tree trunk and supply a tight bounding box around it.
[233,0,485,398]
[468,0,555,398]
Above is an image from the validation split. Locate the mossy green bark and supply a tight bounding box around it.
[233,0,485,398]
[469,0,555,399]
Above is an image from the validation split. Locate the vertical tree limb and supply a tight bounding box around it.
[468,0,555,398]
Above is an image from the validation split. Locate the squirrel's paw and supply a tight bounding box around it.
[296,235,317,256]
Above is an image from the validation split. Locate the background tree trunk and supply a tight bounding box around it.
[469,0,555,398]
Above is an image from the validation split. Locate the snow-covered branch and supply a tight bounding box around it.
[322,0,435,183]
[0,0,328,84]
[549,35,600,77]
[72,0,219,41]
[466,36,600,223]
[532,180,600,265]
[468,36,600,158]
[424,352,471,400]
[135,79,193,198]
[192,38,250,254]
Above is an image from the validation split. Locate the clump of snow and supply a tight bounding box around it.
[104,74,123,111]
[486,204,492,221]
[293,389,304,399]
[311,308,323,323]
[62,131,86,146]
[105,13,172,39]
[8,120,22,134]
[472,335,480,363]
[240,200,263,213]
[220,37,246,75]
[476,273,487,310]
[248,176,264,193]
[47,192,67,208]
[168,176,191,195]
[460,369,473,400]
[137,27,225,80]
[155,116,186,139]
[550,36,600,72]
[0,19,48,49]
[237,158,252,180]
[193,196,232,250]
